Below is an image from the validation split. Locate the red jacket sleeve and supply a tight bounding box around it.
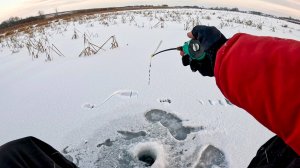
[215,33,300,155]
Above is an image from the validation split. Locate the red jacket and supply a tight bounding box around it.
[215,33,300,155]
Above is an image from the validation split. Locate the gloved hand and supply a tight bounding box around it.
[181,25,227,77]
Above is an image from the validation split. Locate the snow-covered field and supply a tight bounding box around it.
[1,8,299,167]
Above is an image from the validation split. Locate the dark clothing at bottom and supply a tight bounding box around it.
[0,136,299,168]
[248,136,300,168]
[0,136,77,168]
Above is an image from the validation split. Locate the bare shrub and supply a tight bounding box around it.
[257,23,263,30]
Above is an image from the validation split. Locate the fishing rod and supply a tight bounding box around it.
[148,39,206,85]
[151,39,206,61]
[151,47,182,57]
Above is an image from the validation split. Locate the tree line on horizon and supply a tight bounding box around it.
[0,5,299,31]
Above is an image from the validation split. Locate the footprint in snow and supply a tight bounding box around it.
[145,109,204,140]
[82,90,138,109]
[208,100,218,106]
[81,103,96,109]
[97,139,115,148]
[197,99,233,106]
[157,98,172,105]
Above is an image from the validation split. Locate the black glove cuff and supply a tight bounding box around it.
[205,34,228,71]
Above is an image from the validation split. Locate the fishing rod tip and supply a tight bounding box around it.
[177,46,183,51]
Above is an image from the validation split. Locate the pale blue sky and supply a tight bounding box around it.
[0,0,299,22]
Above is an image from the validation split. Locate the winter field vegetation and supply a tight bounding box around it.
[0,7,300,167]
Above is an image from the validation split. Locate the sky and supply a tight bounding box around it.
[0,0,299,22]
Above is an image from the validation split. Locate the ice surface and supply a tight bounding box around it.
[97,138,114,147]
[194,145,227,168]
[145,109,204,140]
[61,108,227,167]
[117,130,147,140]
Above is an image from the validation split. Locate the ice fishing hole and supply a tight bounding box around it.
[137,149,157,166]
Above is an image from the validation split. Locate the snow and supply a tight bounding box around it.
[0,8,299,167]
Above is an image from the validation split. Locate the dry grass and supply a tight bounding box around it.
[0,6,171,35]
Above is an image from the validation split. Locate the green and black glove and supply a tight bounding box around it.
[182,25,227,77]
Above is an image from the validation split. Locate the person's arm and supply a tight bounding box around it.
[215,33,300,155]
[182,26,300,155]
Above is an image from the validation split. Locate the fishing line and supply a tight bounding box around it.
[148,40,162,85]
